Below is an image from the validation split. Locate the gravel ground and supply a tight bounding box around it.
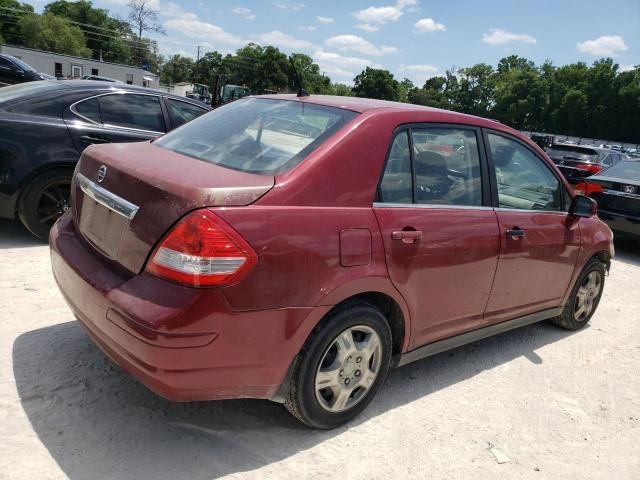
[0,218,639,480]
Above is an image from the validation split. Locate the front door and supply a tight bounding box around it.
[483,131,581,323]
[373,126,501,349]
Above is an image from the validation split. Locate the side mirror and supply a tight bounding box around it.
[570,194,597,218]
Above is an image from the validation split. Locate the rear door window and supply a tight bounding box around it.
[74,97,102,123]
[166,98,208,128]
[99,94,165,132]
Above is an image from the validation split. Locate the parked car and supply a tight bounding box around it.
[80,75,121,83]
[546,144,624,184]
[0,80,211,239]
[0,53,52,86]
[580,160,640,240]
[50,95,614,429]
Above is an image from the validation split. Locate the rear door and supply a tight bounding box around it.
[484,131,581,324]
[373,125,500,348]
[64,92,166,151]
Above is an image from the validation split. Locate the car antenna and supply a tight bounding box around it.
[289,56,310,98]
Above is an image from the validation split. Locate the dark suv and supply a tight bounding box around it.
[547,144,624,184]
[0,54,51,86]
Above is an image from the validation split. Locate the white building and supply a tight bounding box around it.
[0,44,159,88]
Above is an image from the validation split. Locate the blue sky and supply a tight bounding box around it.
[25,0,639,84]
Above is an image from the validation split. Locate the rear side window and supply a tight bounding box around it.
[155,98,358,175]
[99,94,165,132]
[489,133,562,211]
[166,98,207,128]
[74,97,102,123]
[412,128,483,206]
[380,132,412,203]
[379,127,484,206]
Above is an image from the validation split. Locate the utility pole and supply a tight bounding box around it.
[196,45,201,61]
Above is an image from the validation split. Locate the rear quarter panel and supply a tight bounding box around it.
[0,113,79,218]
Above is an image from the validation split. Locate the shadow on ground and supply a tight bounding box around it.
[14,319,575,480]
[613,236,640,267]
[0,219,44,249]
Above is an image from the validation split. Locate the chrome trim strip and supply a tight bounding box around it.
[493,207,568,215]
[76,173,139,220]
[373,202,493,211]
[603,188,639,199]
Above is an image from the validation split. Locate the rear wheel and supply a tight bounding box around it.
[17,169,73,241]
[285,301,392,429]
[550,258,606,330]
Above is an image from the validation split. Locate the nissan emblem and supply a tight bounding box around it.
[97,165,107,183]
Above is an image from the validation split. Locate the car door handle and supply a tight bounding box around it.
[506,228,525,238]
[80,135,111,144]
[391,230,423,243]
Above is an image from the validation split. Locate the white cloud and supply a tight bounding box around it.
[317,16,335,24]
[313,49,381,81]
[619,64,636,72]
[577,35,628,56]
[399,63,439,84]
[353,0,419,25]
[299,25,317,32]
[414,18,446,33]
[482,28,536,45]
[163,5,246,46]
[256,31,317,50]
[325,35,397,56]
[275,1,307,11]
[231,7,255,20]
[356,23,379,33]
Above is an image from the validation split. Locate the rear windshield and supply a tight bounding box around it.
[546,145,599,163]
[154,98,358,175]
[0,81,65,105]
[597,160,640,181]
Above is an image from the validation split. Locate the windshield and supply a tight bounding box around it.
[0,81,64,104]
[155,98,358,175]
[546,145,599,163]
[10,56,36,72]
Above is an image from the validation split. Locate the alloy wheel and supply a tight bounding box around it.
[574,271,602,322]
[36,179,71,227]
[314,325,382,413]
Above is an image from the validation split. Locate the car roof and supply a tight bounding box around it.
[251,94,509,131]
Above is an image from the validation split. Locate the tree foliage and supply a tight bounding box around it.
[18,13,91,57]
[353,67,399,101]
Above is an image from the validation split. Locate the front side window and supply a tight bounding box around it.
[411,128,483,206]
[166,98,207,128]
[155,98,358,175]
[99,94,165,132]
[488,133,562,211]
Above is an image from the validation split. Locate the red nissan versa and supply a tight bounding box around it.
[50,95,614,429]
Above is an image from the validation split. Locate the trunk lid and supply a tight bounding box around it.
[72,141,274,273]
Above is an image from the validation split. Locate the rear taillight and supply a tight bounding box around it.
[574,182,604,196]
[146,209,257,287]
[574,163,603,174]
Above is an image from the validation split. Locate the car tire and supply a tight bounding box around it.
[285,301,392,429]
[549,258,606,331]
[17,168,73,241]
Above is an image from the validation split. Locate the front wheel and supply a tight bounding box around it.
[550,258,606,330]
[285,302,392,429]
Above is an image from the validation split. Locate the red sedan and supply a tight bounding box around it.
[50,95,614,429]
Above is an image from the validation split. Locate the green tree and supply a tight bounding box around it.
[332,83,353,96]
[289,53,332,94]
[43,1,136,64]
[353,67,399,100]
[0,0,34,45]
[159,54,193,85]
[397,78,414,103]
[18,13,90,57]
[456,63,495,117]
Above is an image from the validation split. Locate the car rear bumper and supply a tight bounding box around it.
[50,213,328,402]
[598,209,640,239]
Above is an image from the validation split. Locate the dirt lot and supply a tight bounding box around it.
[0,218,639,480]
